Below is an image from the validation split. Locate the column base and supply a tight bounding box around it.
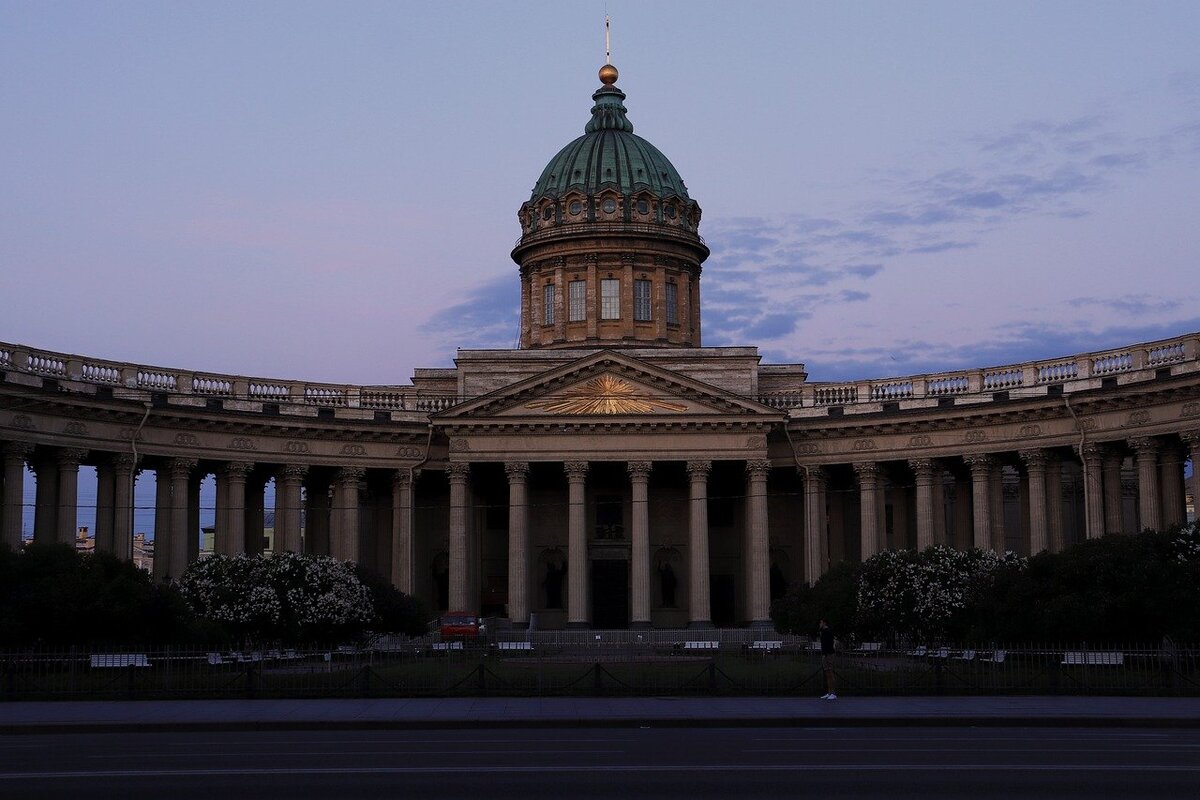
[566,621,591,630]
[629,620,653,630]
[687,620,714,630]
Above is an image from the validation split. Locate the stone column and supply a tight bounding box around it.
[1102,451,1124,534]
[745,460,771,627]
[303,476,330,556]
[215,462,251,556]
[153,466,172,579]
[1184,432,1200,529]
[245,474,267,554]
[30,456,58,544]
[331,467,364,562]
[952,473,972,549]
[910,459,936,550]
[1020,449,1049,554]
[854,462,882,560]
[95,459,115,554]
[1045,454,1065,553]
[390,469,414,593]
[802,466,828,583]
[892,483,911,550]
[964,454,994,550]
[1160,443,1187,528]
[168,459,196,579]
[1129,437,1162,532]
[275,465,307,554]
[447,462,471,611]
[988,463,1006,551]
[564,461,589,628]
[1077,443,1105,540]
[1,443,34,550]
[505,462,530,626]
[686,460,712,628]
[932,469,947,545]
[54,449,86,547]
[627,461,653,629]
[111,454,137,561]
[187,473,202,562]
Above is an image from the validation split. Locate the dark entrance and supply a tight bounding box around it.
[591,560,629,629]
[711,574,736,627]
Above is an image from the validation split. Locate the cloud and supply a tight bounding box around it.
[421,272,519,348]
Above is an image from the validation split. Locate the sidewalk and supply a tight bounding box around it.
[3,695,1199,732]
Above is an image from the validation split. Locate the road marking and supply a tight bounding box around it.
[3,764,1200,780]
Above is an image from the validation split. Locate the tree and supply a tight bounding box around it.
[0,543,194,647]
[353,564,430,638]
[979,523,1200,644]
[770,561,859,639]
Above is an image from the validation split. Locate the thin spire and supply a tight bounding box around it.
[605,15,611,65]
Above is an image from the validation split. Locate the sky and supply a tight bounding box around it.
[3,1,1199,389]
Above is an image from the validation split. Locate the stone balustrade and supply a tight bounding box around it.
[785,334,1200,418]
[2,333,1197,421]
[0,341,461,414]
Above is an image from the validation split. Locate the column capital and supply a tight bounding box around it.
[908,458,935,478]
[2,442,36,463]
[799,465,826,486]
[852,461,880,483]
[745,459,771,479]
[963,453,995,473]
[626,461,653,481]
[1019,448,1048,470]
[56,448,89,468]
[336,466,366,484]
[1181,430,1200,448]
[280,464,310,482]
[111,453,138,473]
[446,462,471,481]
[1074,442,1105,462]
[504,461,530,482]
[564,461,589,481]
[391,468,413,488]
[168,458,198,480]
[1128,436,1159,455]
[222,461,254,480]
[686,460,711,481]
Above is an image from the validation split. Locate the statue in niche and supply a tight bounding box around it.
[657,561,678,608]
[543,561,565,609]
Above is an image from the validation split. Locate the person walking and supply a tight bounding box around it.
[818,619,837,700]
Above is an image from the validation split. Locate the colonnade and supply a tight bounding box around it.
[447,458,773,629]
[1,431,1197,629]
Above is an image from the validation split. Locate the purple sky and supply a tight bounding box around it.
[3,1,1199,385]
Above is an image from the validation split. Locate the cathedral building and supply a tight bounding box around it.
[2,63,1198,629]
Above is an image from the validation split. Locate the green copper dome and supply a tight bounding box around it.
[528,82,691,202]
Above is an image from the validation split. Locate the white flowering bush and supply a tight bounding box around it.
[180,553,373,644]
[856,546,1025,641]
[1170,520,1200,564]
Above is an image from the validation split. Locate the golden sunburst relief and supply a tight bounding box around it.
[525,375,689,415]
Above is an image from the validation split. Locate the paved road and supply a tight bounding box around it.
[2,727,1198,799]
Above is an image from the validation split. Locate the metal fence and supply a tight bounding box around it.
[3,636,1199,701]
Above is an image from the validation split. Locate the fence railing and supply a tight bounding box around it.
[3,639,1197,701]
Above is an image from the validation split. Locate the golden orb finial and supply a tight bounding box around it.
[599,63,619,86]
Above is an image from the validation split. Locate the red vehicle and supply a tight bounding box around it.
[439,612,485,640]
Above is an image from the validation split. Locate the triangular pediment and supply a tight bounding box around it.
[436,351,783,422]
